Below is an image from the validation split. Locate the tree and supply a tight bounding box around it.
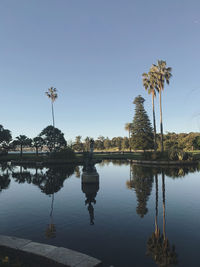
[104,138,111,150]
[39,126,67,152]
[0,125,12,152]
[45,87,58,127]
[131,95,154,151]
[73,136,83,152]
[14,135,32,157]
[84,137,90,152]
[122,137,129,151]
[95,136,105,150]
[192,136,200,150]
[32,136,44,156]
[150,60,172,152]
[125,123,132,152]
[115,137,123,151]
[142,72,157,151]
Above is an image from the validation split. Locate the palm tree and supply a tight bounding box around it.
[45,87,58,127]
[150,60,172,152]
[124,123,132,152]
[14,135,32,157]
[142,72,157,151]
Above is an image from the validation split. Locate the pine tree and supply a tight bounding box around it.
[131,95,154,151]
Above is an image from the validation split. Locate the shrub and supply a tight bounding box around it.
[168,149,179,161]
[177,151,189,161]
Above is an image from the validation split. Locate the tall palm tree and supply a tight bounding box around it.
[142,72,157,151]
[125,123,132,152]
[150,60,172,152]
[45,87,58,127]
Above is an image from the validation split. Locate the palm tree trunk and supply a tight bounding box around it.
[129,129,131,152]
[152,94,157,151]
[162,171,166,241]
[50,193,54,217]
[20,144,23,158]
[155,173,159,238]
[51,101,56,151]
[159,87,164,152]
[51,102,55,127]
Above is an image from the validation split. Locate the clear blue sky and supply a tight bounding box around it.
[1,0,200,142]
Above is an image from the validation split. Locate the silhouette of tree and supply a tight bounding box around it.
[13,135,32,157]
[39,126,66,152]
[0,125,12,152]
[45,87,58,127]
[150,61,172,152]
[142,72,157,151]
[32,136,45,156]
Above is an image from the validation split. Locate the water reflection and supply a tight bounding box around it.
[125,162,199,266]
[0,161,200,266]
[11,165,76,194]
[82,167,99,225]
[127,165,154,217]
[7,164,76,239]
[146,172,178,266]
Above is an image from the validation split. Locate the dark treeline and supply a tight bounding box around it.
[1,123,200,155]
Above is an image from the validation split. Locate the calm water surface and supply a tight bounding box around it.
[0,161,200,267]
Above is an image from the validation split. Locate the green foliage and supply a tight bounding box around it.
[0,125,12,151]
[168,149,190,161]
[131,95,154,151]
[192,136,200,150]
[40,125,67,152]
[122,137,129,150]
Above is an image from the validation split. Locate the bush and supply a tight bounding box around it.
[50,147,76,159]
[168,149,179,161]
[177,151,189,161]
[168,149,192,161]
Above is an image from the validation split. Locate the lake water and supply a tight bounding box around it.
[0,160,200,267]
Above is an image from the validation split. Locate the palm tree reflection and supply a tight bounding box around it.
[146,171,178,266]
[11,164,76,238]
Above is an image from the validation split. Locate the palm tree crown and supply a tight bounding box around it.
[149,60,172,152]
[46,87,58,103]
[142,72,157,151]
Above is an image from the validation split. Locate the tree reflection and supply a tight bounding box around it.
[127,164,153,217]
[12,166,32,184]
[0,172,10,192]
[11,164,76,238]
[147,171,178,266]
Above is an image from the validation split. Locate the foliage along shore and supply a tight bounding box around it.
[0,151,199,167]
